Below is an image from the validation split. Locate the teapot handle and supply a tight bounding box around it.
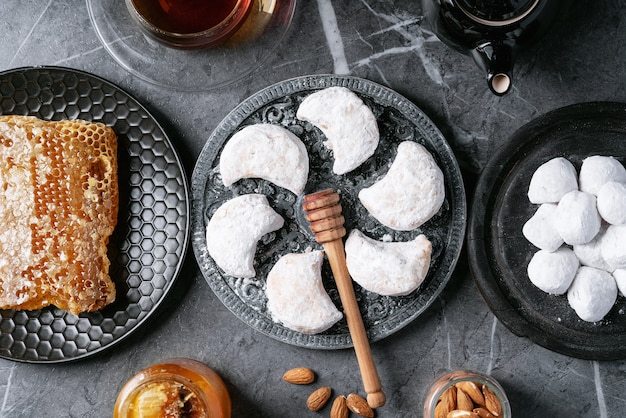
[471,41,514,95]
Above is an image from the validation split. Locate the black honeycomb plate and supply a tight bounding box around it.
[0,66,190,363]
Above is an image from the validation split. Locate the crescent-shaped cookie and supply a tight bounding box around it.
[296,86,379,175]
[345,229,432,296]
[206,194,284,278]
[358,141,445,231]
[219,123,309,195]
[265,251,343,334]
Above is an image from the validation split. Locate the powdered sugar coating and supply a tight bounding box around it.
[527,157,578,204]
[579,155,626,196]
[567,266,617,322]
[596,181,626,225]
[527,247,579,295]
[522,203,563,251]
[554,190,601,245]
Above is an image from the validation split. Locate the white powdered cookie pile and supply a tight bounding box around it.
[522,155,626,322]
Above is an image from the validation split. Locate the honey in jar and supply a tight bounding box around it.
[114,358,231,418]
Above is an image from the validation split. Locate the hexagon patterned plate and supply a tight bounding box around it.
[0,67,190,363]
[191,75,466,349]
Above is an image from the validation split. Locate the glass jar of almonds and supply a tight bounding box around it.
[114,358,231,418]
[423,370,511,418]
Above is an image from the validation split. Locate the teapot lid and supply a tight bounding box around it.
[455,0,540,26]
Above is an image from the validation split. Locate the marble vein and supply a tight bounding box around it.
[438,296,452,370]
[356,0,444,86]
[486,315,498,375]
[316,0,350,74]
[8,0,54,67]
[0,363,16,416]
[593,361,608,418]
[369,18,422,37]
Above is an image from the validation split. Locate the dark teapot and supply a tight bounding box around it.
[422,0,561,95]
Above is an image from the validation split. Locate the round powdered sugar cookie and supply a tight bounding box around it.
[613,269,626,296]
[527,247,579,295]
[527,157,578,204]
[554,190,601,245]
[567,266,617,322]
[579,155,626,196]
[522,203,563,252]
[573,224,614,272]
[600,224,626,269]
[596,181,626,225]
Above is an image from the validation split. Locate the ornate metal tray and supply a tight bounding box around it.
[0,67,190,362]
[191,75,466,349]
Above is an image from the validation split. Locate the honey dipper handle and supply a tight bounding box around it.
[323,239,386,409]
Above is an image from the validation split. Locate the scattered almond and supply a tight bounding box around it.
[482,385,502,417]
[455,381,485,406]
[282,367,315,385]
[473,407,496,418]
[330,395,349,418]
[346,393,374,418]
[306,386,332,411]
[456,388,474,411]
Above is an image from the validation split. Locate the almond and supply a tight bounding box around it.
[473,408,496,418]
[282,367,315,385]
[441,386,457,411]
[446,410,480,418]
[435,386,457,418]
[306,386,332,411]
[455,381,484,406]
[482,385,502,417]
[330,395,349,418]
[435,400,450,418]
[456,388,474,411]
[346,393,374,418]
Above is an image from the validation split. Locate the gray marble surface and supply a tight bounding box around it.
[1,0,626,417]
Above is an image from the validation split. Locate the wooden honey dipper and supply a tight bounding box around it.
[302,188,386,409]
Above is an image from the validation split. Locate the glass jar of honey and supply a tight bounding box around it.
[114,358,231,418]
[423,370,511,418]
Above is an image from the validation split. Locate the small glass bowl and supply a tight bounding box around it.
[423,370,511,418]
[125,0,253,49]
[114,358,231,418]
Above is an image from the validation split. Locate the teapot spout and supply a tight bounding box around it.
[470,41,514,95]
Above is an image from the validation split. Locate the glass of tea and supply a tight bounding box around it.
[126,0,253,49]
